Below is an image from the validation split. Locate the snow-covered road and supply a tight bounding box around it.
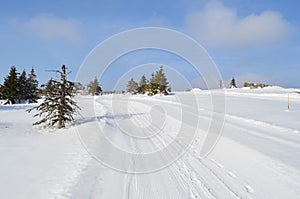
[71,88,300,198]
[1,87,300,198]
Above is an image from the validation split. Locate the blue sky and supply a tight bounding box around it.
[0,0,299,90]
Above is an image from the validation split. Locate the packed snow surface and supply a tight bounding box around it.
[0,87,300,198]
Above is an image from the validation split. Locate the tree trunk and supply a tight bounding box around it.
[57,65,66,129]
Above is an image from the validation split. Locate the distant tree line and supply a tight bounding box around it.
[0,66,39,104]
[243,82,269,89]
[228,77,270,89]
[126,66,171,96]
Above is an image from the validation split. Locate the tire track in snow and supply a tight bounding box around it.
[125,105,189,199]
[124,99,227,198]
[95,96,259,198]
[130,95,300,168]
[125,97,255,199]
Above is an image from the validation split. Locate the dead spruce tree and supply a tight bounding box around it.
[28,65,80,129]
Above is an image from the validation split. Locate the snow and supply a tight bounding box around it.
[0,104,90,198]
[191,88,202,92]
[0,87,300,198]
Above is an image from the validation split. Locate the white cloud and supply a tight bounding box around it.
[186,1,293,48]
[23,14,84,44]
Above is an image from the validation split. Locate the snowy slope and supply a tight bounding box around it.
[0,87,300,198]
[0,104,91,199]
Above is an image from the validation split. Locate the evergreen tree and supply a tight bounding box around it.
[149,73,159,96]
[0,85,2,99]
[88,77,102,96]
[28,65,80,129]
[149,66,169,95]
[27,67,39,103]
[126,78,138,94]
[17,70,29,103]
[230,77,237,88]
[137,75,148,94]
[1,66,19,104]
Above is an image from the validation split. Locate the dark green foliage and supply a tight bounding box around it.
[0,87,2,99]
[1,66,19,104]
[126,78,138,94]
[17,70,29,103]
[28,65,80,129]
[0,66,39,104]
[88,77,102,96]
[230,77,237,88]
[27,67,39,103]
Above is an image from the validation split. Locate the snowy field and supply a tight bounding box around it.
[1,87,300,199]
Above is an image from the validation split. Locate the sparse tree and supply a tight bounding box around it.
[28,65,80,129]
[127,78,138,94]
[88,77,102,96]
[230,77,237,88]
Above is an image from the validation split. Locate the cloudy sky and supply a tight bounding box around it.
[0,0,299,90]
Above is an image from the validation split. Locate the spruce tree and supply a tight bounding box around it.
[1,66,19,104]
[28,65,80,129]
[126,78,138,94]
[27,67,39,103]
[0,86,2,99]
[230,77,237,88]
[88,77,102,96]
[148,66,169,95]
[149,73,159,96]
[17,70,29,103]
[137,75,148,94]
[155,66,169,95]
